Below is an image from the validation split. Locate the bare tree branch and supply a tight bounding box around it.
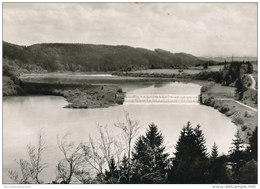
[114,110,141,183]
[56,134,86,184]
[8,130,47,184]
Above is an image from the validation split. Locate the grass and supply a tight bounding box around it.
[204,83,236,98]
[131,66,224,75]
[215,99,257,141]
[201,82,257,142]
[131,69,202,75]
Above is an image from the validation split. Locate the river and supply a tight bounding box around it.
[3,80,237,183]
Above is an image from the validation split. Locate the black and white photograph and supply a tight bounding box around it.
[2,1,258,186]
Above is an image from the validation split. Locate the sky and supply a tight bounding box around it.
[3,3,258,57]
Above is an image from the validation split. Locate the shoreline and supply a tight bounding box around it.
[200,84,257,142]
[11,81,125,109]
[3,72,257,141]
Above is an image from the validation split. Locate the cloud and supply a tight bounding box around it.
[3,3,257,56]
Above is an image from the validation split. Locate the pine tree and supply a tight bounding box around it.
[211,142,218,159]
[235,77,245,100]
[118,154,129,184]
[239,160,257,184]
[246,61,253,74]
[230,130,244,153]
[208,143,231,183]
[229,130,246,183]
[104,157,119,184]
[168,122,209,184]
[248,127,257,161]
[194,124,208,159]
[131,123,169,184]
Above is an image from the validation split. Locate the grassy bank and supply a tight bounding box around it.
[201,84,257,141]
[21,81,125,109]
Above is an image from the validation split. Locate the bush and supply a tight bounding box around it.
[232,117,244,125]
[201,86,208,92]
[117,88,123,93]
[204,96,215,106]
[244,111,253,118]
[116,97,124,105]
[225,111,234,117]
[241,125,248,131]
[220,105,230,113]
[213,104,219,109]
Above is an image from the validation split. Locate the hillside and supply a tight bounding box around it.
[199,56,257,63]
[3,41,205,73]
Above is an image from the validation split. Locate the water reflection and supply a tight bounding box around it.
[2,82,237,183]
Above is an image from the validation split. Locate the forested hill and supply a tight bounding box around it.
[3,41,205,72]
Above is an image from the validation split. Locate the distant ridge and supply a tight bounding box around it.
[199,56,257,62]
[3,41,205,72]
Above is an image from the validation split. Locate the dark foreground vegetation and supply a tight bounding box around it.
[8,113,257,184]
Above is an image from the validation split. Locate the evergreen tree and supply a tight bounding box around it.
[235,77,245,100]
[239,160,257,184]
[168,122,209,184]
[211,142,218,159]
[131,124,169,184]
[194,125,208,159]
[104,157,119,184]
[246,61,253,74]
[118,154,129,184]
[248,127,257,161]
[208,143,231,183]
[230,130,244,153]
[229,130,246,183]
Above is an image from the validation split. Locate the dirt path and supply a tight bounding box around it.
[216,97,257,112]
[247,74,256,90]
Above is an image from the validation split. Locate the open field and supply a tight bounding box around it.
[216,99,257,141]
[205,83,236,98]
[201,83,257,141]
[131,69,199,75]
[131,66,223,75]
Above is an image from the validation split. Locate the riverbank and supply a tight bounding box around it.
[52,85,125,109]
[4,72,257,139]
[8,80,125,109]
[201,83,257,142]
[113,70,258,141]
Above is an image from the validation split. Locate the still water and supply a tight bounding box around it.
[3,82,237,183]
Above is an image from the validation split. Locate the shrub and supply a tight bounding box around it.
[213,103,219,109]
[232,117,244,125]
[220,105,230,113]
[244,111,253,118]
[225,111,234,117]
[210,100,215,107]
[116,97,124,105]
[201,86,208,92]
[117,88,123,93]
[241,125,248,131]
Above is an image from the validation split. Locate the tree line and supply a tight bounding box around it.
[8,113,257,184]
[3,41,205,73]
[194,61,255,100]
